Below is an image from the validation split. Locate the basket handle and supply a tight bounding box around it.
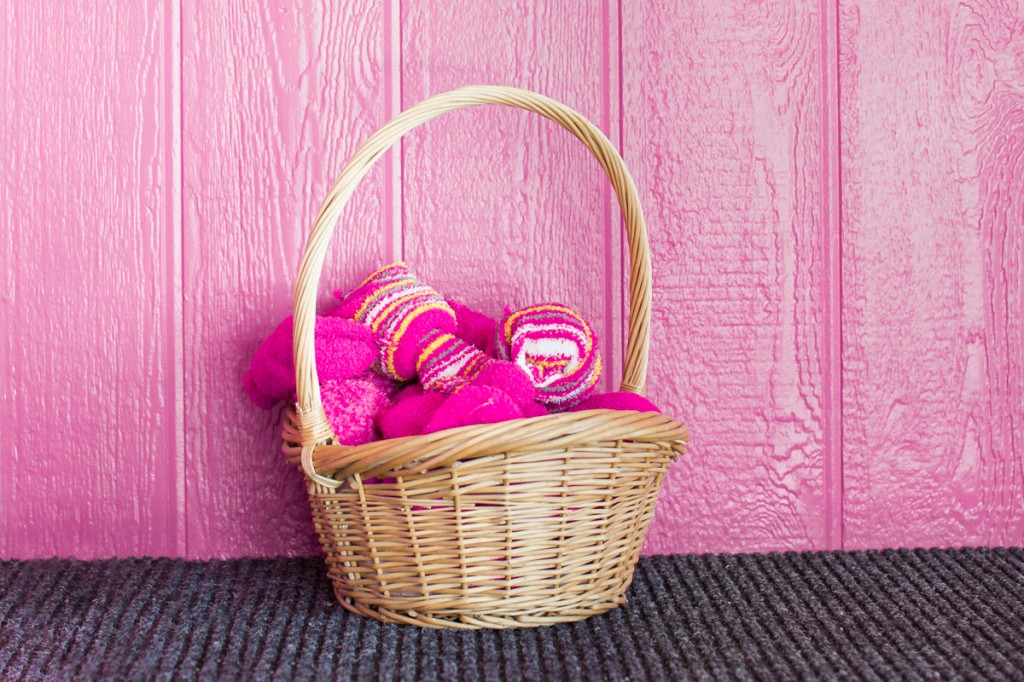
[293,85,652,446]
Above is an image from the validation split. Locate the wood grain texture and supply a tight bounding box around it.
[840,0,1024,548]
[5,1,1021,560]
[181,0,390,557]
[625,0,830,554]
[400,0,622,395]
[0,1,180,558]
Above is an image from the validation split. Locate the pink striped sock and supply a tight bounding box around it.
[415,330,491,393]
[494,303,602,409]
[333,262,456,381]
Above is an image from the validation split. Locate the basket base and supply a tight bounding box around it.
[296,411,686,630]
[331,581,628,629]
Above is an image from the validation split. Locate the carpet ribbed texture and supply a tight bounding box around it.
[1,548,1022,681]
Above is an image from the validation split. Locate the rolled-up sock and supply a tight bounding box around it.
[569,391,661,413]
[494,303,602,409]
[471,361,537,407]
[243,315,378,409]
[334,262,457,381]
[321,375,393,446]
[332,262,409,319]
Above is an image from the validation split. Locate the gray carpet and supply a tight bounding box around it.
[1,548,1022,681]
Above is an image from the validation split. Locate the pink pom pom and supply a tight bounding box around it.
[423,386,523,434]
[321,377,393,446]
[569,392,661,413]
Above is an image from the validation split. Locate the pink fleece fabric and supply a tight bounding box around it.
[447,299,498,354]
[494,303,602,410]
[362,370,402,400]
[243,316,378,409]
[321,376,393,446]
[521,401,549,418]
[375,384,448,440]
[569,391,662,413]
[378,375,542,438]
[333,262,457,381]
[470,361,537,408]
[423,385,523,434]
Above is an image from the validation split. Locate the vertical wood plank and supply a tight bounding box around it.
[821,0,844,550]
[840,0,1024,548]
[0,0,180,558]
[400,0,622,394]
[182,0,389,557]
[624,0,830,553]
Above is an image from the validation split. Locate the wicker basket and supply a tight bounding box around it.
[281,85,689,629]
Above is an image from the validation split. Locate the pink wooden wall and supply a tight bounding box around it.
[1,0,1021,559]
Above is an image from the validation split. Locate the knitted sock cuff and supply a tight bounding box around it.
[416,330,491,393]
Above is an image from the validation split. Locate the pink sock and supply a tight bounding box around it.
[415,330,491,393]
[375,384,447,440]
[244,316,378,409]
[471,361,537,407]
[333,262,457,381]
[321,375,393,446]
[416,331,539,410]
[423,385,523,434]
[447,298,497,354]
[494,303,602,410]
[569,391,661,413]
[521,401,549,418]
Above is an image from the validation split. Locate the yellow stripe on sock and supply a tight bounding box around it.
[384,303,455,378]
[415,332,455,372]
[355,279,408,322]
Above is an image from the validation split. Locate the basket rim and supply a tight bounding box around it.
[283,407,688,485]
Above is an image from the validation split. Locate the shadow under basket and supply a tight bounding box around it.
[282,86,689,629]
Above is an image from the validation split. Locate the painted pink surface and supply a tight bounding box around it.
[624,0,836,554]
[180,0,390,558]
[1,0,1021,559]
[0,1,182,558]
[400,0,620,392]
[839,0,1024,549]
